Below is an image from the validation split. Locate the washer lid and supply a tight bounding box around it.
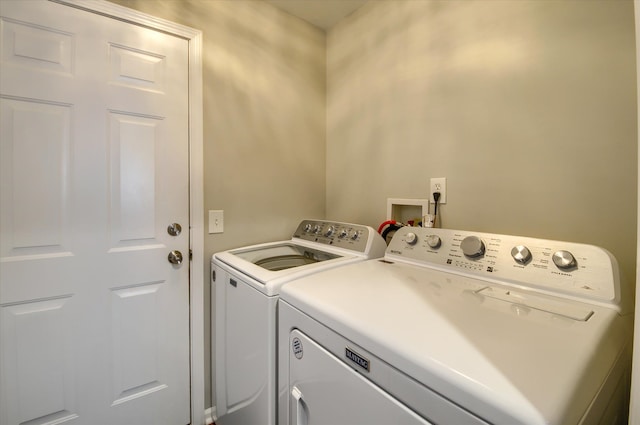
[232,243,340,271]
[214,240,364,295]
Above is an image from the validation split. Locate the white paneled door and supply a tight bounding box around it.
[0,1,190,424]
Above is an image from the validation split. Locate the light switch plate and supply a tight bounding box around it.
[209,210,224,234]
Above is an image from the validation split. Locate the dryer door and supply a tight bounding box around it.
[288,330,432,425]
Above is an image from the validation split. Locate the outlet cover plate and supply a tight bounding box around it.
[430,178,447,204]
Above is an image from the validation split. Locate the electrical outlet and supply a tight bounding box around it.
[430,177,447,204]
[209,210,224,234]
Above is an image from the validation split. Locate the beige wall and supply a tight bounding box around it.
[109,0,326,408]
[327,1,637,286]
[110,0,638,415]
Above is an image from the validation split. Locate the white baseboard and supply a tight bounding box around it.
[204,406,216,424]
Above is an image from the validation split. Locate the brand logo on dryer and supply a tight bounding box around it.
[345,347,370,372]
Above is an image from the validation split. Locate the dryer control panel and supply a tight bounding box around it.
[292,220,386,256]
[385,227,629,313]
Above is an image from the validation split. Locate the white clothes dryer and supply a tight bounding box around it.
[278,226,633,425]
[212,219,386,425]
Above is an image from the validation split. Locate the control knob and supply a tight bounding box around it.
[511,245,532,264]
[552,250,577,269]
[460,236,485,258]
[304,223,312,232]
[405,232,418,245]
[426,235,441,249]
[313,225,321,234]
[325,226,335,237]
[339,229,348,239]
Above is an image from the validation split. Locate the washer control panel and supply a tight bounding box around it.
[293,220,380,254]
[386,227,622,308]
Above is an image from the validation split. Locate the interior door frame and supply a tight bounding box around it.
[49,1,205,423]
[633,2,640,423]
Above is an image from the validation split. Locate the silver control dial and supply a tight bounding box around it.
[351,232,359,240]
[511,245,532,264]
[304,223,312,232]
[426,235,441,249]
[325,226,335,237]
[313,225,321,234]
[552,250,577,269]
[460,236,485,258]
[406,232,418,245]
[339,230,348,239]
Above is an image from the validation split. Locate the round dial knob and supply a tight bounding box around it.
[405,232,418,245]
[511,245,532,264]
[552,250,577,269]
[324,226,335,237]
[339,230,348,239]
[313,225,321,234]
[351,232,359,240]
[460,236,485,258]
[426,235,441,249]
[304,223,312,232]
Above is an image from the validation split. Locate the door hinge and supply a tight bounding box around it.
[189,249,193,261]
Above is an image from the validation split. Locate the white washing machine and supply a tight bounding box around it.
[212,219,386,425]
[278,226,634,425]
